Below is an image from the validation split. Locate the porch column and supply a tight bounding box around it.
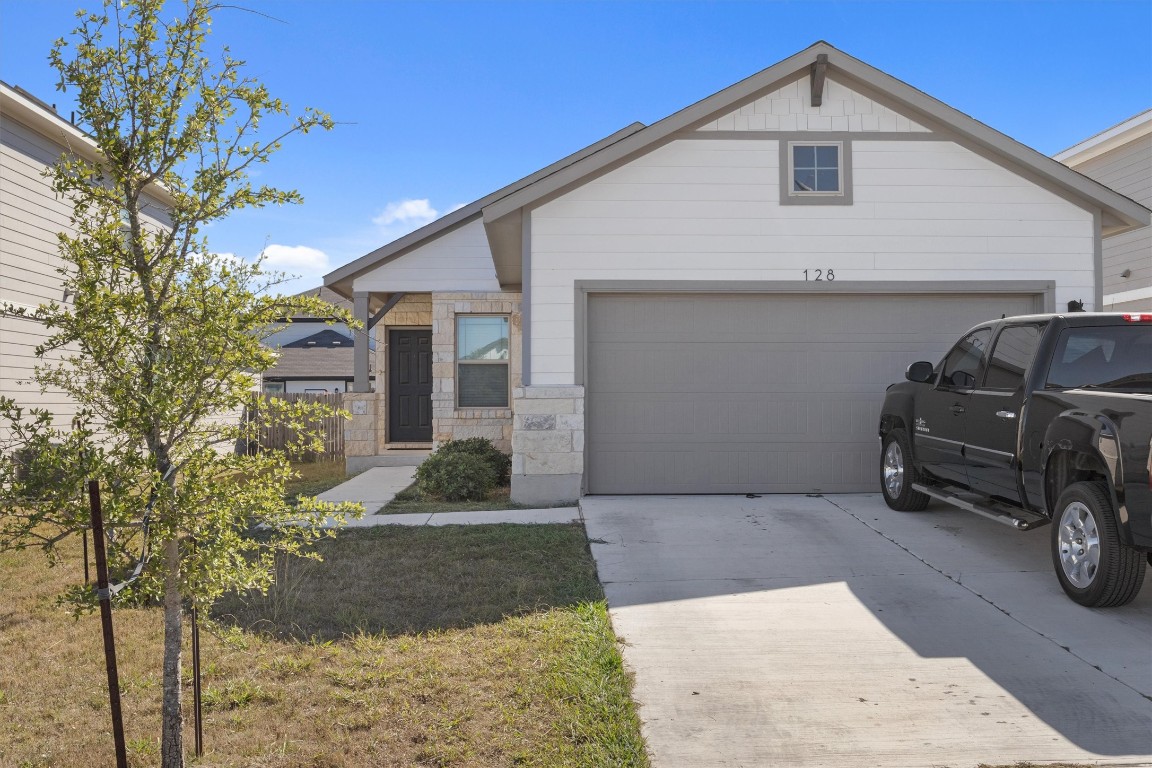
[353,291,371,392]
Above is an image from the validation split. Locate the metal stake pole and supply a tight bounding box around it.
[191,601,203,757]
[87,480,128,768]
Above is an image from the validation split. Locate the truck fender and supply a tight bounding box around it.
[878,390,916,440]
[1041,410,1130,539]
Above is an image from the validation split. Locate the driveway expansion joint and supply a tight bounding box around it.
[821,495,1146,700]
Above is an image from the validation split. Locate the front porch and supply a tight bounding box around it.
[343,291,522,470]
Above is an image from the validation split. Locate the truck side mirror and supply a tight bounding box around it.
[906,361,935,383]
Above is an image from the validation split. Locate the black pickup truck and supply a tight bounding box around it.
[878,312,1152,607]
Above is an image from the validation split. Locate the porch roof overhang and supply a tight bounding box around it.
[323,122,646,302]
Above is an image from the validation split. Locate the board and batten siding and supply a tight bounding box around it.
[352,218,501,294]
[1067,133,1151,308]
[529,136,1095,386]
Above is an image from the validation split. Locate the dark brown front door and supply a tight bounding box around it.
[388,329,432,442]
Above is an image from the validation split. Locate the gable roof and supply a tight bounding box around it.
[324,122,645,301]
[326,42,1151,294]
[282,328,354,348]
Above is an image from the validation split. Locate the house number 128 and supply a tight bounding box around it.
[803,269,835,281]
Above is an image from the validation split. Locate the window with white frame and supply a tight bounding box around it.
[456,315,510,408]
[782,140,851,205]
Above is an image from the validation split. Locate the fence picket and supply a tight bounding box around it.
[251,393,345,462]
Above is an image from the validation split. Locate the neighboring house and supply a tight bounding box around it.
[1055,110,1152,311]
[323,42,1150,504]
[261,286,375,394]
[0,82,172,435]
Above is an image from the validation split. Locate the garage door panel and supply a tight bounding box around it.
[591,393,882,440]
[586,292,1040,494]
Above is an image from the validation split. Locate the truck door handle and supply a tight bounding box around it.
[950,404,966,414]
[996,410,1017,419]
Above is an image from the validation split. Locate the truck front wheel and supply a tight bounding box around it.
[1051,481,1146,607]
[880,429,930,511]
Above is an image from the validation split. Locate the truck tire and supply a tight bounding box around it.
[1051,481,1146,608]
[880,429,930,512]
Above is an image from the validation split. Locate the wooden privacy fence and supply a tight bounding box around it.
[250,392,345,462]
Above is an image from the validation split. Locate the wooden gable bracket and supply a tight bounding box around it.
[810,53,828,107]
[368,292,406,330]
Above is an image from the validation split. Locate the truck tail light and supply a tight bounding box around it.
[1122,313,1152,322]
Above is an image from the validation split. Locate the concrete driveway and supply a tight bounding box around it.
[582,494,1152,768]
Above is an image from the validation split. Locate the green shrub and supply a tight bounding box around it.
[415,451,497,502]
[432,438,512,486]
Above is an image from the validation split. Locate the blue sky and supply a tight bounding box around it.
[2,0,1150,294]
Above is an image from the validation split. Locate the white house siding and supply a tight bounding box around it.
[1067,134,1151,309]
[696,76,932,134]
[529,136,1096,386]
[263,322,356,348]
[352,218,501,293]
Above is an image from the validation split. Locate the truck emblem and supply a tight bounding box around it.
[915,417,930,433]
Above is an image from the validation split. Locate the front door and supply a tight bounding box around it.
[388,329,432,442]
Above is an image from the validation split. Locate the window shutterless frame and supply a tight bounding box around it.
[779,138,853,205]
[455,315,510,409]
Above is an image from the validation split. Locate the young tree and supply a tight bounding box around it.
[0,1,361,765]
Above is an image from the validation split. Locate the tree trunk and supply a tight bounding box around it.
[160,537,184,767]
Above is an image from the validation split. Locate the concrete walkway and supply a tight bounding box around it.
[314,465,580,526]
[583,494,1152,768]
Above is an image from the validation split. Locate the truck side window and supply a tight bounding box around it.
[983,325,1043,390]
[940,328,991,389]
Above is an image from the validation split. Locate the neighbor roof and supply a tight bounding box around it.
[325,41,1151,294]
[263,346,372,380]
[1054,109,1152,167]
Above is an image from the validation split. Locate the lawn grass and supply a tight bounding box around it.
[379,482,576,515]
[0,523,648,767]
[284,459,350,499]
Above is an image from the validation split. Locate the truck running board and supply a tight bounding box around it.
[910,484,1049,531]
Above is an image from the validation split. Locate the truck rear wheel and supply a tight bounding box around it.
[1051,481,1146,607]
[880,429,930,511]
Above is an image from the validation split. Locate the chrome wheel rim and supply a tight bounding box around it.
[883,441,904,499]
[1057,501,1100,589]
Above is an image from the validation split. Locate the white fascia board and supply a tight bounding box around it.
[1055,110,1152,166]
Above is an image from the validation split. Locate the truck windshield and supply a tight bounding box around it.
[1044,325,1152,389]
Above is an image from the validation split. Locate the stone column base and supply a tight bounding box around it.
[511,473,582,507]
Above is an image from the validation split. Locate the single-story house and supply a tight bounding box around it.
[323,41,1150,504]
[262,287,375,394]
[1055,110,1152,311]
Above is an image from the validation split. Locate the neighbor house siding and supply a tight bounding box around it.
[528,136,1095,385]
[352,218,501,294]
[1,113,83,425]
[1,107,169,430]
[1068,134,1151,307]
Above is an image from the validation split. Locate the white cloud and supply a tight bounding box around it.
[257,244,332,296]
[372,198,438,228]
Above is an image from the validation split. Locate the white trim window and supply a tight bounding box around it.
[456,315,510,408]
[790,142,842,195]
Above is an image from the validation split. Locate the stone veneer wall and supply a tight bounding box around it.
[510,386,585,505]
[343,391,378,462]
[430,292,521,454]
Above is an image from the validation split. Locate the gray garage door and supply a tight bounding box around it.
[586,292,1041,494]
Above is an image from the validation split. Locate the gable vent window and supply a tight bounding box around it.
[781,139,852,205]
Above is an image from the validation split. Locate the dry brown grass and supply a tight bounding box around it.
[0,524,647,767]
